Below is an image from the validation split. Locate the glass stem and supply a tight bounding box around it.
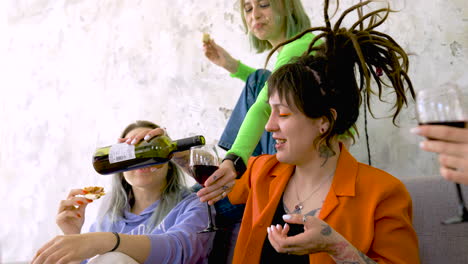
[455,183,468,220]
[206,203,216,228]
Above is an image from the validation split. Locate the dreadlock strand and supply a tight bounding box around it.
[265,29,308,68]
[357,0,364,30]
[346,32,372,91]
[350,8,390,31]
[269,0,415,128]
[358,36,409,73]
[402,71,414,97]
[306,32,329,54]
[265,27,330,68]
[370,31,402,48]
[324,0,332,29]
[333,0,374,32]
[368,66,385,98]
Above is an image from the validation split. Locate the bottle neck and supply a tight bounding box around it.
[175,135,206,152]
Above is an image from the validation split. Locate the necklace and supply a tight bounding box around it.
[291,170,334,214]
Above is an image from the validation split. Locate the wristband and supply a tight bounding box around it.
[223,153,246,179]
[110,232,120,252]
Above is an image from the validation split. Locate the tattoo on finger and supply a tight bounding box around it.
[320,224,332,236]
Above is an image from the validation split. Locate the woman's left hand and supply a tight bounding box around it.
[267,214,335,255]
[31,233,113,264]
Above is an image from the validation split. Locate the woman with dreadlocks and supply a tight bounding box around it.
[226,0,420,263]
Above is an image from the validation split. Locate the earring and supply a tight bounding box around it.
[320,127,326,134]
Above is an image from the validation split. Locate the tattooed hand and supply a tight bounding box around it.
[266,214,335,255]
[267,214,376,264]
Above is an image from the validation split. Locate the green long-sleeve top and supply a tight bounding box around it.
[227,33,316,164]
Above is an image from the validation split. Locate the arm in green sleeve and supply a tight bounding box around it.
[230,61,256,82]
[226,34,316,164]
[227,83,270,164]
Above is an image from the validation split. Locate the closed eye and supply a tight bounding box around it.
[279,113,291,117]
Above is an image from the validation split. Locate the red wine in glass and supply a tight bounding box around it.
[420,121,468,224]
[191,165,219,186]
[189,145,219,233]
[416,85,468,224]
[418,121,465,128]
[418,121,466,140]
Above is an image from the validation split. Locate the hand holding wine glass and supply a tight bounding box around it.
[415,84,468,224]
[412,125,468,185]
[190,144,219,232]
[197,160,237,205]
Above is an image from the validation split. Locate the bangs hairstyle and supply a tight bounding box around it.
[267,0,415,151]
[240,0,311,53]
[97,120,188,232]
[268,54,359,151]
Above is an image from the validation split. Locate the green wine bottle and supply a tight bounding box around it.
[92,135,205,175]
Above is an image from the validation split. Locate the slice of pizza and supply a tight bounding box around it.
[83,186,106,200]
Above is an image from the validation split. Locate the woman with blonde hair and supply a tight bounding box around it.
[32,121,214,264]
[203,0,313,165]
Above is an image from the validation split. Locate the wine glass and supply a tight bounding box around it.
[416,84,468,224]
[189,144,219,233]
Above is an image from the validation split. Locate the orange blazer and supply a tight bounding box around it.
[228,146,420,264]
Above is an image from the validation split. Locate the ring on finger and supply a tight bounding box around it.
[221,191,227,198]
[222,185,229,191]
[302,215,307,223]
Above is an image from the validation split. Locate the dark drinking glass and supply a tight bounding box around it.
[416,84,468,224]
[189,144,219,232]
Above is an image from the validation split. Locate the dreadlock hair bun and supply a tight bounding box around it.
[266,0,415,150]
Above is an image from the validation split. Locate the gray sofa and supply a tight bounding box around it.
[401,176,468,264]
[212,176,468,264]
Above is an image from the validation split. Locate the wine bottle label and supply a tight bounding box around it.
[109,143,136,164]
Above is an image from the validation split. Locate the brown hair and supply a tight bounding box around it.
[267,0,414,151]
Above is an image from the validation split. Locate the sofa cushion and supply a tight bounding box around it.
[401,176,468,264]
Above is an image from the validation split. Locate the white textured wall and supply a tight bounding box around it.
[1,0,467,262]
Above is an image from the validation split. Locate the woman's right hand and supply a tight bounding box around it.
[412,125,468,185]
[203,39,239,74]
[56,189,94,235]
[118,127,166,145]
[197,160,237,205]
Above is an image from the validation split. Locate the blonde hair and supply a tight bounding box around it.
[239,0,311,53]
[98,120,188,232]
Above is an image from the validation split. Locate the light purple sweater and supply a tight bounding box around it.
[88,192,215,263]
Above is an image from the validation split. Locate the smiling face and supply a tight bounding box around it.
[122,127,168,190]
[243,0,286,46]
[266,92,328,165]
